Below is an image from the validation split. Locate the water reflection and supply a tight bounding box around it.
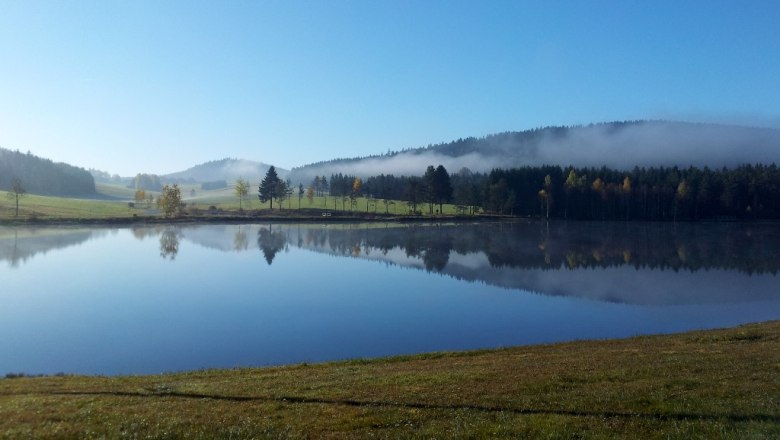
[1,221,778,376]
[159,228,181,260]
[257,226,286,265]
[133,221,779,305]
[0,227,104,267]
[283,221,779,274]
[233,226,248,251]
[3,222,779,306]
[277,222,780,305]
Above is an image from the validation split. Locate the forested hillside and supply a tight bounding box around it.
[479,164,780,220]
[304,163,780,220]
[0,148,95,196]
[290,121,780,183]
[163,158,287,184]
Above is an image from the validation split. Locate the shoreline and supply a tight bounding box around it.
[2,320,778,437]
[3,320,777,379]
[0,212,510,227]
[1,213,776,227]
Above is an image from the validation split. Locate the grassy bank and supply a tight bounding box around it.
[1,321,778,439]
[0,188,474,224]
[0,191,135,220]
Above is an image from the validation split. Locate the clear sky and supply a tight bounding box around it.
[1,0,779,176]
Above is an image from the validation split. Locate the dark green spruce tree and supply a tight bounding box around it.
[433,165,453,214]
[259,166,282,210]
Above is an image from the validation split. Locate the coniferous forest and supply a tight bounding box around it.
[310,163,780,221]
[0,147,95,196]
[480,164,780,220]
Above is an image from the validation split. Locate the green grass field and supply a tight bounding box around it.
[1,321,778,439]
[0,190,139,220]
[94,182,141,199]
[204,195,460,215]
[1,186,473,221]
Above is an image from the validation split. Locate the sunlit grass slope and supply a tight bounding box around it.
[1,188,469,221]
[0,190,137,220]
[1,321,778,439]
[94,182,139,199]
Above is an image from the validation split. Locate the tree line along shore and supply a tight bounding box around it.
[3,162,780,222]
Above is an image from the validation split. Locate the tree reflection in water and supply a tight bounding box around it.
[0,228,97,268]
[257,225,286,265]
[159,228,181,260]
[233,226,248,251]
[299,222,780,275]
[3,222,778,305]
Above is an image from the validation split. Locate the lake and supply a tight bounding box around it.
[1,221,778,376]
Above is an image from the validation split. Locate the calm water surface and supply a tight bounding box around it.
[1,221,778,375]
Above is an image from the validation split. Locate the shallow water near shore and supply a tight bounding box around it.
[1,221,778,375]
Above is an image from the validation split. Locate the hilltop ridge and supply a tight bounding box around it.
[289,120,780,182]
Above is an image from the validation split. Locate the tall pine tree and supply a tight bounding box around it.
[259,166,282,210]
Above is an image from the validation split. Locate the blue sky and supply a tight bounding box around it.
[1,0,779,176]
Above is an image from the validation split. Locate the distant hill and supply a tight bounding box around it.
[89,168,127,184]
[290,121,780,182]
[0,147,95,196]
[163,158,289,184]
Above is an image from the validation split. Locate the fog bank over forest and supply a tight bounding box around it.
[290,121,780,182]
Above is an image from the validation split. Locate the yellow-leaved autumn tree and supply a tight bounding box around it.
[234,178,249,211]
[158,184,182,218]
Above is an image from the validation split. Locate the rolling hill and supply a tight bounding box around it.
[0,147,95,196]
[162,158,289,184]
[289,121,780,183]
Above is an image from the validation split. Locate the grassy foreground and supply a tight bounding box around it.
[1,322,778,439]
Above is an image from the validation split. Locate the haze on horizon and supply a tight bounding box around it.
[1,1,780,176]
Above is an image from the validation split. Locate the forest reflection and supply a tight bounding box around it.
[3,222,777,275]
[3,222,778,305]
[290,222,780,275]
[0,227,106,267]
[280,221,779,305]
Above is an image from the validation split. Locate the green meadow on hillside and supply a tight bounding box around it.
[1,186,464,221]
